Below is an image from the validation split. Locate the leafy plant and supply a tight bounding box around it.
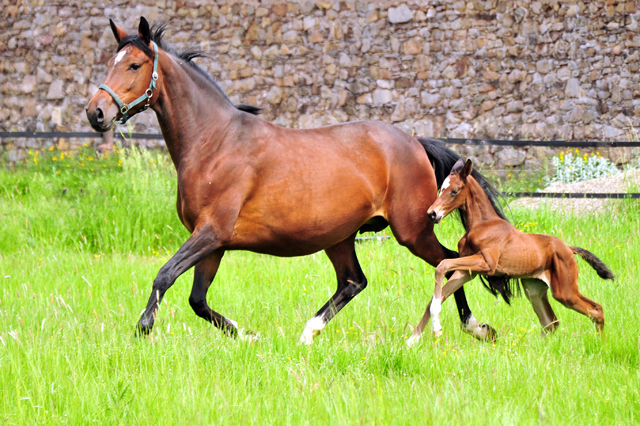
[544,150,621,185]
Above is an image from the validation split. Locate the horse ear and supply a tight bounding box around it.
[462,159,473,180]
[138,17,151,45]
[109,19,127,44]
[451,158,465,174]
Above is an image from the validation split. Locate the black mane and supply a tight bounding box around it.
[117,23,261,116]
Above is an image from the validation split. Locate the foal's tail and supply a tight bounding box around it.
[571,247,615,280]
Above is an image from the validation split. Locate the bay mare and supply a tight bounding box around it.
[407,159,614,346]
[86,18,507,343]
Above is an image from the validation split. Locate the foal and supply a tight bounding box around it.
[407,159,614,345]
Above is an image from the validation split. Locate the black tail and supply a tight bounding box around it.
[571,247,615,280]
[418,137,517,304]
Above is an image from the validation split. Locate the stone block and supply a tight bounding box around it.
[46,80,65,99]
[388,4,413,24]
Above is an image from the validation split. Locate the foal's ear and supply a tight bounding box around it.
[462,159,473,180]
[451,158,465,174]
[138,17,151,45]
[110,19,128,44]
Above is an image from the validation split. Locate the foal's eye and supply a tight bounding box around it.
[128,64,142,71]
[451,189,460,196]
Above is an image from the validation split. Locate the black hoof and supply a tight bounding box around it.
[135,318,153,337]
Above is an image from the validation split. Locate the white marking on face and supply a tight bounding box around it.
[441,176,451,190]
[114,50,127,64]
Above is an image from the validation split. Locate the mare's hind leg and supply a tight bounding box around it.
[392,223,495,341]
[299,233,366,344]
[188,250,240,337]
[522,279,559,335]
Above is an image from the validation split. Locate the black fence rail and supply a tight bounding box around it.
[2,132,639,200]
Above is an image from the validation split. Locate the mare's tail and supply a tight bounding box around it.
[571,247,615,280]
[417,137,518,304]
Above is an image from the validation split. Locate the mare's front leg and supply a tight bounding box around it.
[189,250,243,338]
[137,225,219,335]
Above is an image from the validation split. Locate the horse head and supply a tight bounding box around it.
[427,158,473,223]
[86,17,159,132]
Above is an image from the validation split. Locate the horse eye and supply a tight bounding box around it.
[451,189,459,196]
[129,64,141,71]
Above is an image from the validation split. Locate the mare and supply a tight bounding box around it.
[407,159,614,346]
[86,17,507,343]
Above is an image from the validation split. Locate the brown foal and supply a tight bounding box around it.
[407,159,614,345]
[86,18,508,343]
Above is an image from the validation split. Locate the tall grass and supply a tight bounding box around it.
[0,148,638,424]
[0,145,187,255]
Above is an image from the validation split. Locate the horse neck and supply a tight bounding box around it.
[461,176,502,230]
[151,52,237,170]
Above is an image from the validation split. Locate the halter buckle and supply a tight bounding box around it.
[152,71,158,81]
[120,105,129,114]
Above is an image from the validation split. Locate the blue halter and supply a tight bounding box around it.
[99,41,159,125]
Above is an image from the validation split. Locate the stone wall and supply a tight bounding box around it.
[1,0,639,169]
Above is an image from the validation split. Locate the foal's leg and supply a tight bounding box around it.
[188,250,240,337]
[428,253,492,337]
[299,233,366,344]
[407,270,474,346]
[522,279,559,335]
[393,224,495,341]
[549,273,605,337]
[137,227,218,335]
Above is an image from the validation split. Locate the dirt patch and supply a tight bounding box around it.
[509,169,640,214]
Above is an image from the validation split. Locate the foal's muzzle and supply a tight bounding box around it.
[428,210,441,223]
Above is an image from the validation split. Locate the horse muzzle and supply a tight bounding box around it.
[427,209,442,224]
[86,95,118,132]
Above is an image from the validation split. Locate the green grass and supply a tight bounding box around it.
[0,149,639,424]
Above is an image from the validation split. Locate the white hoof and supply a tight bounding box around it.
[299,328,320,345]
[299,316,325,345]
[238,328,259,343]
[406,334,422,347]
[433,327,443,338]
[461,316,497,342]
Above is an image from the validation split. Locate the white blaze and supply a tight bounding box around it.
[439,176,451,198]
[114,50,127,64]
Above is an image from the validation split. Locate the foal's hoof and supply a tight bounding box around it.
[406,334,422,348]
[433,328,443,338]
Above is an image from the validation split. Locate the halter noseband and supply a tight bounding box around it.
[98,41,159,125]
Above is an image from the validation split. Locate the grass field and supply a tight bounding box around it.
[0,146,638,424]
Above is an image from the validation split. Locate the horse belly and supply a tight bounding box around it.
[497,237,548,278]
[228,186,380,256]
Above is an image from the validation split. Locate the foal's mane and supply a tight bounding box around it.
[116,22,261,115]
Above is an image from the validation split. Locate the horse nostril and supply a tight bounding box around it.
[428,211,437,222]
[95,107,104,124]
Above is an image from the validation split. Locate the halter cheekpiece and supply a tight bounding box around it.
[99,41,159,125]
